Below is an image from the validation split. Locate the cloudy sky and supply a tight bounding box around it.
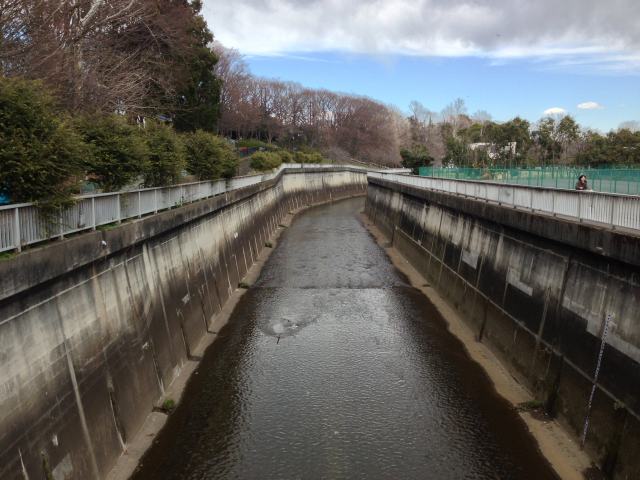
[202,0,639,131]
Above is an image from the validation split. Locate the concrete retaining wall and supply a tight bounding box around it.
[0,168,366,480]
[366,178,640,479]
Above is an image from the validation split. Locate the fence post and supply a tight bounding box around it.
[91,197,97,231]
[138,191,142,218]
[154,189,158,214]
[13,207,21,253]
[116,194,122,224]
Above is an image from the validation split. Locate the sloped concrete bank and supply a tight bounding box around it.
[366,177,640,479]
[0,168,366,480]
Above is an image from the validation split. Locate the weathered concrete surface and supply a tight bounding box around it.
[0,168,366,480]
[366,179,640,479]
[0,167,365,302]
[368,177,640,269]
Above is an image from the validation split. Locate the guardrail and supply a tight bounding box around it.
[368,172,640,232]
[0,164,407,253]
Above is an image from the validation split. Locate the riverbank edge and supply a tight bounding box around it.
[359,212,592,480]
[105,194,364,480]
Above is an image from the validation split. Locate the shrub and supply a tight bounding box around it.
[309,152,324,163]
[236,138,277,149]
[250,151,282,171]
[294,151,324,164]
[142,121,186,187]
[400,145,434,174]
[276,149,293,163]
[183,130,238,180]
[161,398,176,413]
[0,77,86,206]
[76,115,149,192]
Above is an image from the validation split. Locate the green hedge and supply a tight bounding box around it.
[0,77,332,208]
[76,114,149,191]
[294,151,324,163]
[250,151,282,171]
[142,121,186,187]
[237,139,278,150]
[184,130,238,180]
[0,77,87,206]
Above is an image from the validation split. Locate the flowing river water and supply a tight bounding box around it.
[131,197,558,480]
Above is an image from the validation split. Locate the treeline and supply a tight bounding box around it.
[2,0,638,206]
[403,99,640,170]
[0,77,237,206]
[214,45,406,166]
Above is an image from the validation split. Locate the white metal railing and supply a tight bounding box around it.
[0,163,406,253]
[368,172,640,232]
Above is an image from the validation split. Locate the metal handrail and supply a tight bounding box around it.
[0,164,402,253]
[368,172,640,232]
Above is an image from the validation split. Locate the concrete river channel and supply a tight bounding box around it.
[131,197,558,480]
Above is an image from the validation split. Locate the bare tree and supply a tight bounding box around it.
[409,100,435,125]
[1,0,212,117]
[441,97,467,134]
[211,44,403,165]
[619,120,640,132]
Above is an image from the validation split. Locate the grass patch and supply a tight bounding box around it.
[97,222,118,232]
[0,251,16,261]
[238,281,250,289]
[160,398,176,414]
[265,241,273,248]
[516,400,544,412]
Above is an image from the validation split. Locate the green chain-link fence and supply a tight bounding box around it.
[418,166,640,195]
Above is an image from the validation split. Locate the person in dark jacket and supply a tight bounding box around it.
[575,175,588,190]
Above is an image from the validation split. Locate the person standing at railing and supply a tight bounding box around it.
[575,175,589,191]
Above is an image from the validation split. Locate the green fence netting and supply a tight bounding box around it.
[418,166,640,195]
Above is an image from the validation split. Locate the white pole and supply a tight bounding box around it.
[91,198,97,231]
[13,207,21,252]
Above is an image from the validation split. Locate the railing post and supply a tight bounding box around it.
[610,199,616,229]
[578,193,583,222]
[138,191,142,218]
[91,197,97,231]
[13,207,21,253]
[59,206,64,240]
[116,194,122,224]
[530,189,534,211]
[154,189,158,213]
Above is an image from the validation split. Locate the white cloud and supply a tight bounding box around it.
[202,0,640,71]
[577,101,603,110]
[543,107,567,116]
